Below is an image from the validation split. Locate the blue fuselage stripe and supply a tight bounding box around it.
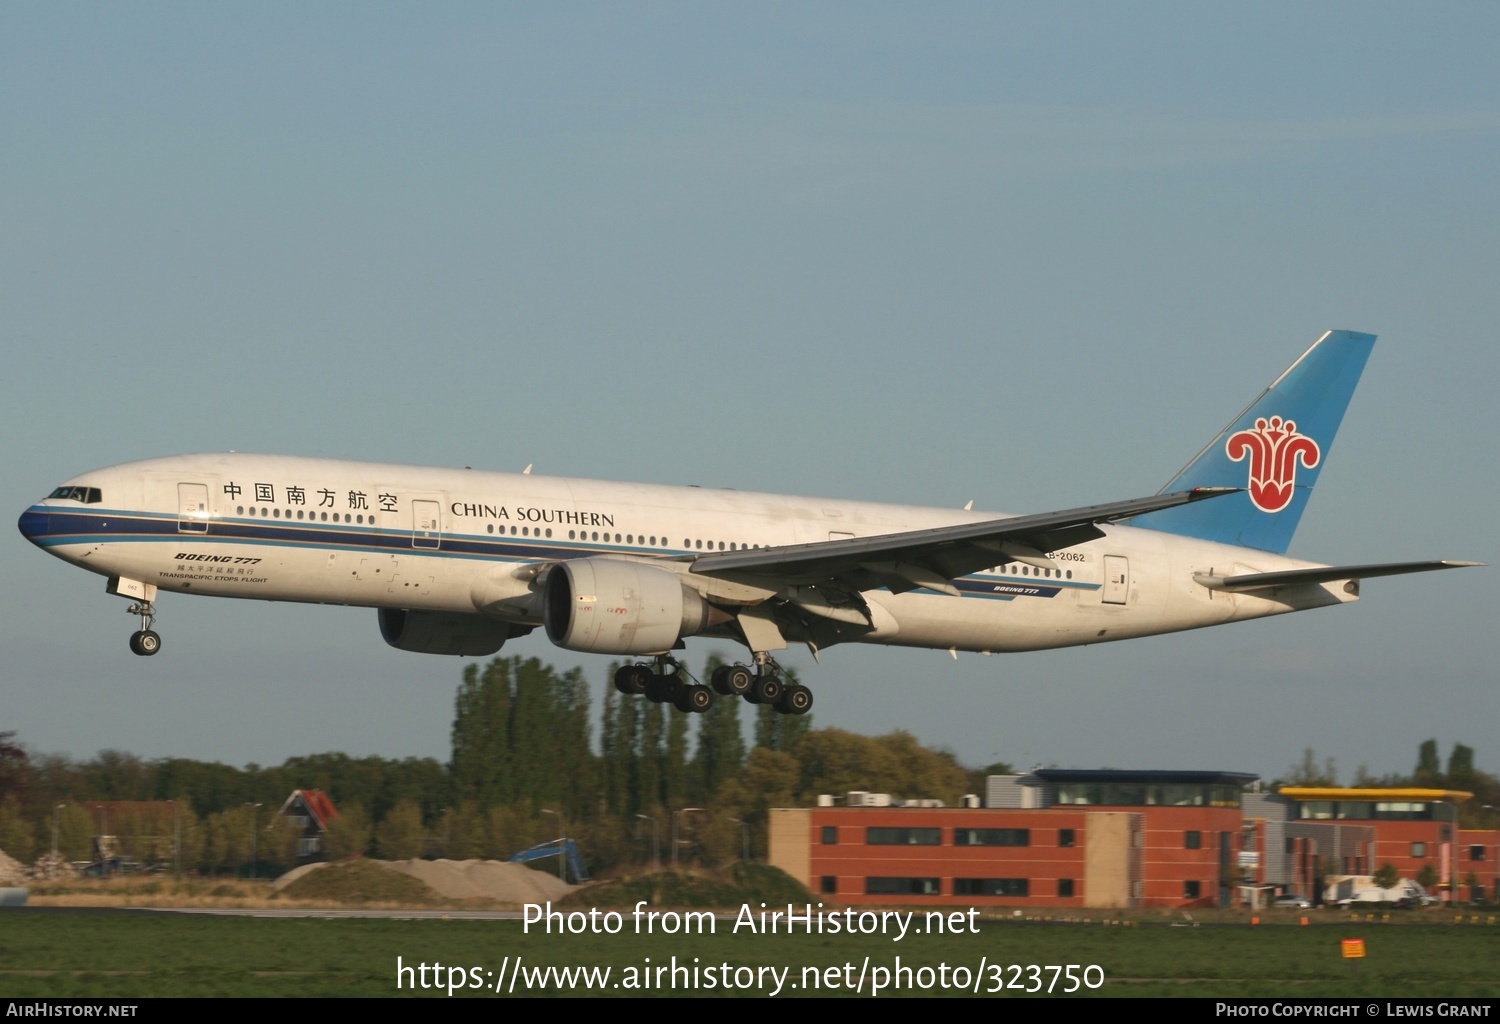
[25,506,1101,598]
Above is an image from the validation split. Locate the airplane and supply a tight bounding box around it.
[17,330,1479,716]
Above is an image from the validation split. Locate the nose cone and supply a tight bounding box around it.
[18,507,51,547]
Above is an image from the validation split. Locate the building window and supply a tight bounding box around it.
[1471,845,1487,862]
[821,826,838,845]
[1185,831,1202,850]
[953,878,1029,897]
[953,828,1029,847]
[866,877,940,895]
[820,876,837,894]
[1412,842,1427,858]
[1058,879,1075,898]
[866,827,941,846]
[1058,829,1076,848]
[1184,880,1202,900]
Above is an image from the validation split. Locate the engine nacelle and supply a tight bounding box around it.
[543,558,715,655]
[378,608,527,656]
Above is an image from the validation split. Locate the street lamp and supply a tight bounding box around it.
[167,800,180,878]
[729,817,750,862]
[245,803,261,880]
[672,808,704,869]
[633,815,657,869]
[635,813,660,870]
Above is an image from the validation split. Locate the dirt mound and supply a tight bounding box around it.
[277,859,438,903]
[389,859,575,901]
[273,858,575,903]
[558,863,809,909]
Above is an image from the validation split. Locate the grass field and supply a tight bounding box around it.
[1,908,1497,998]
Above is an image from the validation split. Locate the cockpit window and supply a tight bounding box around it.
[48,486,102,504]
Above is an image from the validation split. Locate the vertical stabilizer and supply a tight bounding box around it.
[1131,330,1375,553]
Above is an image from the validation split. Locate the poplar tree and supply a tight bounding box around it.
[450,660,513,808]
[690,655,745,803]
[664,705,688,810]
[639,700,664,814]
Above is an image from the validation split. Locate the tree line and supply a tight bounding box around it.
[4,660,1492,877]
[0,655,979,875]
[1278,739,1499,828]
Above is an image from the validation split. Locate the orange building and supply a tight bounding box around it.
[1264,788,1499,904]
[770,770,1254,910]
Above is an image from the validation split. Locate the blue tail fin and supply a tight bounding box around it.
[1131,330,1375,554]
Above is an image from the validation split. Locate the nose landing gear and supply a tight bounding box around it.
[126,601,161,656]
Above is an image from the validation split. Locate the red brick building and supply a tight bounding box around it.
[1261,787,1499,904]
[770,770,1253,910]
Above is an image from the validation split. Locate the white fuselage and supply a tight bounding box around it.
[25,453,1354,657]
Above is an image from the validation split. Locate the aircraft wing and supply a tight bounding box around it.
[1194,560,1483,592]
[689,487,1236,597]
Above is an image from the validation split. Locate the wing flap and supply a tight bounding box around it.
[691,487,1236,589]
[1194,560,1483,592]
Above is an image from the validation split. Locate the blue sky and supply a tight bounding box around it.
[4,3,1495,783]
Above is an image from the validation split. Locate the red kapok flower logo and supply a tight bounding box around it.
[1225,415,1321,513]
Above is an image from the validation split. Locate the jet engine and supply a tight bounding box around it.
[543,558,719,655]
[378,608,527,656]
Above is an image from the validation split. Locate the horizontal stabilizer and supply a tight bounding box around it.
[1194,560,1483,592]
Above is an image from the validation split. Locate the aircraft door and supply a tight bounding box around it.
[177,483,211,534]
[1102,555,1129,605]
[412,500,441,550]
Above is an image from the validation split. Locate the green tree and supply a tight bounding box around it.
[0,796,37,863]
[606,688,640,817]
[374,799,425,860]
[1284,748,1337,788]
[201,805,256,876]
[1415,739,1442,786]
[639,699,664,814]
[549,666,595,820]
[449,657,595,819]
[716,747,799,858]
[439,802,482,860]
[1446,743,1477,791]
[690,657,745,805]
[450,660,514,808]
[508,659,557,811]
[1415,862,1440,893]
[1372,862,1400,891]
[753,670,812,753]
[323,802,372,860]
[663,705,688,810]
[54,804,94,862]
[257,814,301,872]
[0,732,30,801]
[482,800,542,859]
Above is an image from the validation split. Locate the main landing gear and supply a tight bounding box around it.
[126,601,161,657]
[613,656,712,714]
[614,655,812,716]
[711,656,812,716]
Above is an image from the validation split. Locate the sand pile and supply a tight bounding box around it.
[273,858,575,903]
[390,858,575,901]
